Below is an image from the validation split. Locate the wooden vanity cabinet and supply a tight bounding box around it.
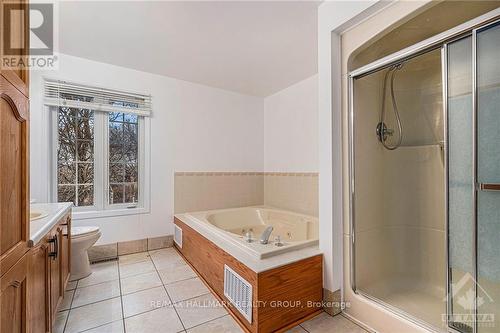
[1,253,29,333]
[29,214,71,333]
[1,0,31,331]
[30,238,50,333]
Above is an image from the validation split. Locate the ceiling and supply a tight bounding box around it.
[59,1,320,97]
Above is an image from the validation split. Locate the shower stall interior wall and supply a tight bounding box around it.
[352,49,446,330]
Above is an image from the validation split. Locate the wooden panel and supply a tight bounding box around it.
[1,253,29,333]
[61,215,71,290]
[49,226,62,323]
[174,218,323,333]
[0,74,29,276]
[258,255,323,332]
[29,239,50,333]
[0,0,30,93]
[174,218,258,333]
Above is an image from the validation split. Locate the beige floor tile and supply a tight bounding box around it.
[150,249,185,270]
[187,315,243,333]
[149,247,178,258]
[72,280,121,308]
[120,271,162,295]
[66,280,78,291]
[118,252,151,265]
[124,306,184,333]
[53,310,68,333]
[60,290,75,311]
[119,259,156,278]
[174,293,227,329]
[122,286,171,318]
[166,277,209,303]
[158,261,197,285]
[83,320,125,333]
[78,261,119,288]
[65,297,123,333]
[285,325,308,332]
[301,313,368,333]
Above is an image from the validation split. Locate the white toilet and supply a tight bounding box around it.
[70,226,101,280]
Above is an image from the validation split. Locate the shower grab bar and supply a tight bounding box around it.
[479,183,500,191]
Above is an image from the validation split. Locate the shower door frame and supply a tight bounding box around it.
[347,8,500,333]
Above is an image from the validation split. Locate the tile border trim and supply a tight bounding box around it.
[175,171,318,177]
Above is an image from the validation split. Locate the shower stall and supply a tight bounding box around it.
[348,11,500,333]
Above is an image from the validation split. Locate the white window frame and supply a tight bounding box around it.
[50,106,151,220]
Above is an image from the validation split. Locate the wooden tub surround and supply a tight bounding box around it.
[174,217,323,333]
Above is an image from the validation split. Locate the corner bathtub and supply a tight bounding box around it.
[179,207,319,259]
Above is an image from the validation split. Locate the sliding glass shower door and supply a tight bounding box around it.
[447,35,475,333]
[476,21,500,333]
[447,20,500,333]
[349,14,500,333]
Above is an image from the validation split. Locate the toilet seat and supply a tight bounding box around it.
[72,226,100,239]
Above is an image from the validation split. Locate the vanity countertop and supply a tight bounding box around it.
[30,202,73,246]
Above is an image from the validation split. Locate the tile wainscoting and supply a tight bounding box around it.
[264,172,318,217]
[174,172,264,214]
[174,171,319,217]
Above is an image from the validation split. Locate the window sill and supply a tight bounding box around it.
[72,207,149,220]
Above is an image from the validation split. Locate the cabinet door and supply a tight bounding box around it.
[29,241,50,333]
[0,74,29,276]
[61,215,71,290]
[0,0,30,93]
[49,227,62,322]
[1,253,29,333]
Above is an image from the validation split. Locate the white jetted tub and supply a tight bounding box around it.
[180,207,319,259]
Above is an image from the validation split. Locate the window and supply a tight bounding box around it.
[47,80,151,218]
[108,112,138,205]
[57,107,95,206]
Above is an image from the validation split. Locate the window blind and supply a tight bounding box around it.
[44,79,152,117]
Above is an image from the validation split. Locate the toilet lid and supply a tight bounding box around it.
[72,226,100,238]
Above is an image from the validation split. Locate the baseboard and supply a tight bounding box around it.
[88,235,173,263]
[323,288,342,316]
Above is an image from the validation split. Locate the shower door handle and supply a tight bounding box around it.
[479,183,500,191]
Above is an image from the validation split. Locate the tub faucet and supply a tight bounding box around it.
[260,226,274,244]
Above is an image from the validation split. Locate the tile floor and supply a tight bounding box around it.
[54,248,368,333]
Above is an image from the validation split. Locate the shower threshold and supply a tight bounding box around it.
[357,285,447,333]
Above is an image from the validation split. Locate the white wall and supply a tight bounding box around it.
[30,54,264,244]
[317,0,381,293]
[27,1,384,294]
[264,74,318,172]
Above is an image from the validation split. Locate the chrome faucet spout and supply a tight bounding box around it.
[260,226,274,244]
